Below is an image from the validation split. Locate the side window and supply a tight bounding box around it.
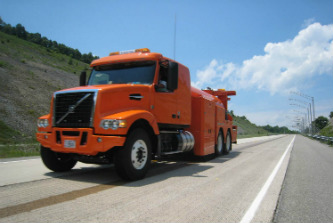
[156,61,169,92]
[91,73,109,85]
[156,60,178,92]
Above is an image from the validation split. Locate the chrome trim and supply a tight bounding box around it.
[53,89,99,127]
[160,130,179,134]
[129,95,144,99]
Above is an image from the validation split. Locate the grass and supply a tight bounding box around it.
[0,60,8,68]
[0,120,23,144]
[320,125,333,137]
[0,144,39,158]
[0,120,39,158]
[0,119,37,145]
[233,115,269,138]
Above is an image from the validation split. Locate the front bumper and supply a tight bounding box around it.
[36,128,126,156]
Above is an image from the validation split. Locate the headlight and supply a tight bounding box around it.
[100,119,127,130]
[37,119,49,128]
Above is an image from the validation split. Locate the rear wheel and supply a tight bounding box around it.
[215,131,223,156]
[114,128,152,181]
[223,130,232,155]
[40,146,77,172]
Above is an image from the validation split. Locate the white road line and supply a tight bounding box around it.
[239,135,296,223]
[0,158,40,164]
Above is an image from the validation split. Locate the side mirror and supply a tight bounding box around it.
[80,71,86,86]
[167,62,178,91]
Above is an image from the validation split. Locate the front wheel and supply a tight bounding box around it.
[40,146,77,172]
[114,128,152,181]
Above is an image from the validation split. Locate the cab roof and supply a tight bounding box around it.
[90,52,163,67]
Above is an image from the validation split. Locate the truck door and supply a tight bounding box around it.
[153,61,179,126]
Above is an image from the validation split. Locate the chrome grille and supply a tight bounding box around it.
[54,90,97,128]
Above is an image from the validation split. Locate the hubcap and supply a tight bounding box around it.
[131,140,148,170]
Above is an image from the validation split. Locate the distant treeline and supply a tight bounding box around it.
[229,110,296,134]
[260,125,295,134]
[0,17,99,64]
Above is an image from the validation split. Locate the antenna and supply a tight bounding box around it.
[173,13,177,60]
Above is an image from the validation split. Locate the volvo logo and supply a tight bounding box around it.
[68,105,75,113]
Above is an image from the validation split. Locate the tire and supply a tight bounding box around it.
[114,128,152,181]
[40,146,77,172]
[223,130,232,155]
[215,130,223,156]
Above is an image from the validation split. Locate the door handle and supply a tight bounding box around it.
[129,94,143,100]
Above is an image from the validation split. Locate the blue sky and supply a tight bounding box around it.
[1,0,332,130]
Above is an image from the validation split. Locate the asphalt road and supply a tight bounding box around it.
[0,135,331,222]
[274,135,333,223]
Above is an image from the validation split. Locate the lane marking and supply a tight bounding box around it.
[239,135,296,223]
[0,158,40,164]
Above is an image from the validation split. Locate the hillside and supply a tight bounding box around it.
[0,31,89,143]
[320,117,333,137]
[232,115,269,138]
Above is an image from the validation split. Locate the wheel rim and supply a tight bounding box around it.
[226,133,231,152]
[217,133,223,153]
[131,139,148,170]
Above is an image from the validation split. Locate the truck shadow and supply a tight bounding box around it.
[208,151,241,163]
[43,151,240,187]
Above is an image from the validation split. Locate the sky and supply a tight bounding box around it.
[0,0,332,130]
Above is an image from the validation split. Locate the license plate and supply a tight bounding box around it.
[64,140,76,148]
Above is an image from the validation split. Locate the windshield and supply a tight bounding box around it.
[88,61,156,85]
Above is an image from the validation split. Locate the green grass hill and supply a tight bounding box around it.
[320,117,333,137]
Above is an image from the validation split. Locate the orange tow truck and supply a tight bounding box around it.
[37,48,237,180]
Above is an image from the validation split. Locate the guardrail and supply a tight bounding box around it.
[309,134,333,145]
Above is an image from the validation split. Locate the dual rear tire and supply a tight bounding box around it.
[223,130,232,154]
[215,130,232,156]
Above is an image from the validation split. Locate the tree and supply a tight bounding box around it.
[2,24,15,35]
[314,116,329,130]
[15,24,27,39]
[40,37,51,48]
[0,16,5,29]
[330,111,333,119]
[73,49,82,60]
[58,43,68,55]
[28,32,42,44]
[51,40,58,51]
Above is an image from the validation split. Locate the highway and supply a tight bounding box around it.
[0,135,332,223]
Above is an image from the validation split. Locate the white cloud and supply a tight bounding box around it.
[302,18,316,28]
[194,22,333,95]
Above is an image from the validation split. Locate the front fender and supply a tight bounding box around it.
[95,110,159,135]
